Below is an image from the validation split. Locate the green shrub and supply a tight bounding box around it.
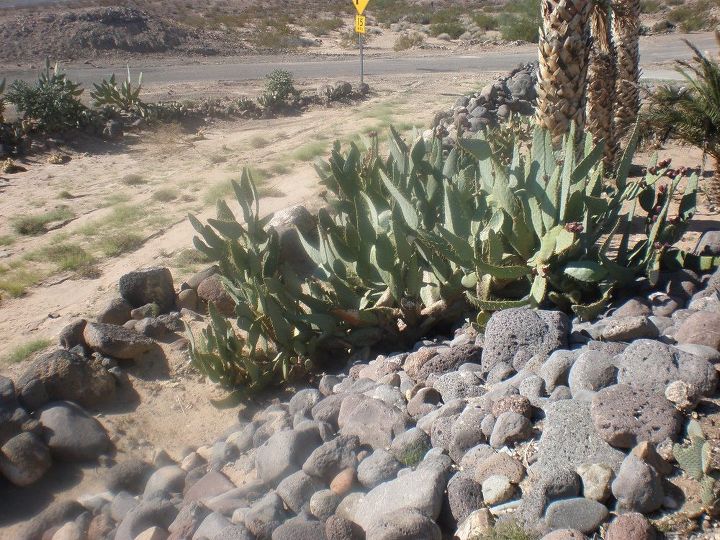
[250,20,301,50]
[498,0,541,42]
[4,339,51,365]
[12,206,74,236]
[306,17,344,36]
[473,13,499,31]
[258,69,300,110]
[668,3,717,31]
[641,0,663,13]
[6,59,86,133]
[430,21,466,39]
[394,33,425,51]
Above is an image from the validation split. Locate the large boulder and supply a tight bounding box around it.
[83,322,155,360]
[256,428,322,486]
[197,275,235,316]
[0,431,52,486]
[16,349,116,410]
[338,394,410,449]
[268,205,317,275]
[675,311,720,351]
[616,340,717,396]
[350,467,447,531]
[482,308,569,373]
[591,384,681,448]
[119,267,176,312]
[38,401,111,461]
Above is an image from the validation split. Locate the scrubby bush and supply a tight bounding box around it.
[306,17,344,36]
[667,3,717,31]
[258,69,300,110]
[394,33,425,51]
[472,13,500,31]
[430,21,466,39]
[6,60,87,133]
[498,0,541,42]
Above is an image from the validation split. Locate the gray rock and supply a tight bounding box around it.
[540,350,577,393]
[568,351,617,398]
[111,491,139,522]
[289,389,323,417]
[257,428,322,486]
[406,387,442,420]
[245,492,289,539]
[198,275,235,316]
[430,413,457,453]
[20,500,84,540]
[616,339,717,396]
[611,454,663,513]
[193,512,232,540]
[271,516,326,540]
[213,525,253,540]
[338,394,410,449]
[474,452,526,484]
[185,470,236,503]
[38,401,111,461]
[591,384,681,448]
[276,470,324,513]
[415,343,483,383]
[0,431,51,486]
[534,400,625,476]
[312,394,346,429]
[303,434,359,482]
[544,498,609,534]
[143,465,186,500]
[489,412,531,449]
[601,316,658,342]
[505,71,536,101]
[482,475,515,506]
[58,319,88,350]
[187,265,219,289]
[115,500,178,540]
[268,205,317,275]
[675,311,720,351]
[483,308,569,373]
[449,406,488,463]
[357,449,402,489]
[605,512,657,540]
[325,515,360,540]
[432,370,484,401]
[441,471,483,529]
[365,508,441,539]
[614,298,652,318]
[83,322,155,360]
[167,501,210,539]
[119,267,175,312]
[577,463,613,502]
[309,489,341,521]
[105,459,154,494]
[459,444,495,471]
[16,349,116,410]
[350,467,447,530]
[389,427,431,466]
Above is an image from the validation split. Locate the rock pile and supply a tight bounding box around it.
[4,230,720,540]
[430,62,538,143]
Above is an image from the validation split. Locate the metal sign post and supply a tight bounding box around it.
[352,1,369,86]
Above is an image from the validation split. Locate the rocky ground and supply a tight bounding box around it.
[2,230,720,540]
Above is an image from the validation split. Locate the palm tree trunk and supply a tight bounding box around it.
[612,0,641,135]
[710,156,720,209]
[586,2,618,170]
[535,0,593,143]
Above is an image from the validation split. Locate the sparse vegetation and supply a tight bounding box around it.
[474,521,536,540]
[98,231,144,257]
[306,17,344,36]
[152,187,179,202]
[250,135,270,149]
[472,13,500,31]
[122,173,147,186]
[0,268,40,298]
[12,206,74,236]
[667,2,717,32]
[57,190,74,200]
[0,235,15,246]
[26,243,96,272]
[498,0,541,42]
[3,338,51,365]
[394,33,425,51]
[641,0,664,13]
[291,141,327,161]
[258,69,300,111]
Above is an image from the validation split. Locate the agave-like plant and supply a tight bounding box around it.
[90,66,147,116]
[187,124,704,397]
[644,41,720,207]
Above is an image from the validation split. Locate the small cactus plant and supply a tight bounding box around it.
[673,419,719,513]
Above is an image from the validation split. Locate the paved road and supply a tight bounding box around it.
[3,32,716,86]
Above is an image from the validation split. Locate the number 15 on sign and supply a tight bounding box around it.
[355,15,366,34]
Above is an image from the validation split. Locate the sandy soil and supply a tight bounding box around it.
[0,71,482,537]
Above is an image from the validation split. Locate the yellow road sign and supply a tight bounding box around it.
[352,0,370,15]
[355,14,366,34]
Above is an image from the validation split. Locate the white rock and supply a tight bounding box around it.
[481,474,515,506]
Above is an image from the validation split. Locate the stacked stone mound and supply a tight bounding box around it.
[430,62,538,144]
[11,230,720,540]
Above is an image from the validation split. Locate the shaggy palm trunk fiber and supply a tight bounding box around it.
[586,3,618,170]
[612,0,641,135]
[535,0,593,143]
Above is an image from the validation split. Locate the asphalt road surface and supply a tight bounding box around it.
[3,32,716,86]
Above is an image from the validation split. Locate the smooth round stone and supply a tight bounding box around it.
[481,475,515,506]
[544,497,609,534]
